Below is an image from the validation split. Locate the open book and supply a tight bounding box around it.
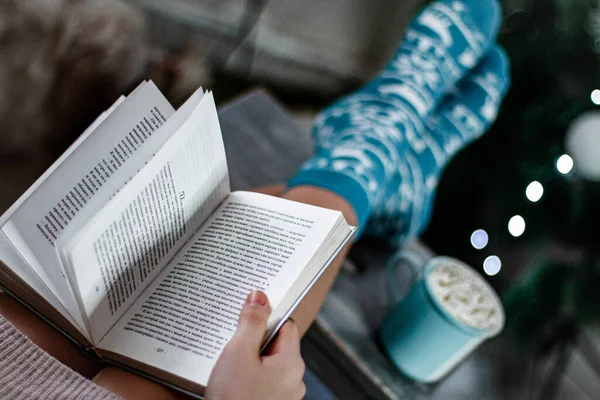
[0,81,355,396]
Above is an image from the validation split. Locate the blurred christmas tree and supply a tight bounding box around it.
[422,0,600,352]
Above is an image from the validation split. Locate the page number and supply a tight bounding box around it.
[155,348,165,353]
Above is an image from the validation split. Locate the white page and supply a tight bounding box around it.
[1,82,175,329]
[99,191,340,388]
[0,93,128,333]
[62,92,230,343]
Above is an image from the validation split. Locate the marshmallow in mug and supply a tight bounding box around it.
[426,261,504,333]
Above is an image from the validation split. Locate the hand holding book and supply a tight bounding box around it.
[206,290,305,400]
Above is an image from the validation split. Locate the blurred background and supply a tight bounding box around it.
[2,0,600,398]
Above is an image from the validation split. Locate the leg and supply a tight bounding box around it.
[251,183,287,197]
[0,292,103,378]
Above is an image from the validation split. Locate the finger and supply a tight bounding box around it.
[231,290,271,353]
[264,319,300,357]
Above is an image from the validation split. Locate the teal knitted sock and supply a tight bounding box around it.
[289,0,505,239]
[367,46,510,243]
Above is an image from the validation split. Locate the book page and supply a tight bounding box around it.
[98,191,341,387]
[0,83,176,330]
[62,92,230,343]
[0,96,126,332]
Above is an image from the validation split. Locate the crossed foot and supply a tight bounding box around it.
[289,0,511,244]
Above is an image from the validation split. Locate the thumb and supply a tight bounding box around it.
[231,290,271,353]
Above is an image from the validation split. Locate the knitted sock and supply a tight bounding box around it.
[288,0,505,239]
[367,46,510,243]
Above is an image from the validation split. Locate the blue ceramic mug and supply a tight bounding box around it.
[380,252,504,383]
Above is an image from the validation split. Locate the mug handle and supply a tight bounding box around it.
[386,247,430,305]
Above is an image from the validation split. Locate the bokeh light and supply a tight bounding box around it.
[470,229,489,250]
[591,89,600,105]
[525,181,544,202]
[483,255,502,276]
[508,215,526,237]
[556,154,574,175]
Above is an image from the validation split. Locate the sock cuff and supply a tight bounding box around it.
[287,168,371,238]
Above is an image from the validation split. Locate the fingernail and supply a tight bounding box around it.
[246,290,267,306]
